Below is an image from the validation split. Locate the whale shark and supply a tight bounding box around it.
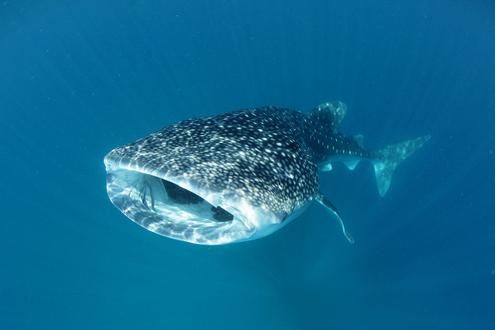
[104,101,430,245]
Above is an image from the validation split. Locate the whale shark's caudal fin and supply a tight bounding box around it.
[373,135,431,197]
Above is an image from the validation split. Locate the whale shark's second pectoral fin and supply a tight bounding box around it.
[316,194,354,244]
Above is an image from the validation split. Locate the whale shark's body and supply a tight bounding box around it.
[104,101,429,245]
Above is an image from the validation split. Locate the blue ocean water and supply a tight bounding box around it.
[1,0,494,329]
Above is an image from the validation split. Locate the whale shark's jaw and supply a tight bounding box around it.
[104,154,286,245]
[105,168,250,245]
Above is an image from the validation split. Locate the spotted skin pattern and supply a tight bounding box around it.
[104,102,429,244]
[107,107,323,218]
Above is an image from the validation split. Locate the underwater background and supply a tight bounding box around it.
[1,0,494,329]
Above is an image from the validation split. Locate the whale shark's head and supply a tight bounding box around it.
[104,108,318,245]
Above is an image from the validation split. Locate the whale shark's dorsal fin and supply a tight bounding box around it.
[314,101,348,132]
[316,194,354,244]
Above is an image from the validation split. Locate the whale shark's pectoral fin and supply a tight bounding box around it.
[316,194,354,244]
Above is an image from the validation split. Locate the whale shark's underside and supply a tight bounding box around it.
[104,101,430,245]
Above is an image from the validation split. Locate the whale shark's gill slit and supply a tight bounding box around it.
[140,181,155,211]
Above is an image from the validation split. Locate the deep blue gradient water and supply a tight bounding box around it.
[1,1,494,329]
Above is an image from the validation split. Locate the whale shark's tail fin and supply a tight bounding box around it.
[373,135,431,197]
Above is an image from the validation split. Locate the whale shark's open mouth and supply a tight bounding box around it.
[104,157,261,245]
[160,179,234,222]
